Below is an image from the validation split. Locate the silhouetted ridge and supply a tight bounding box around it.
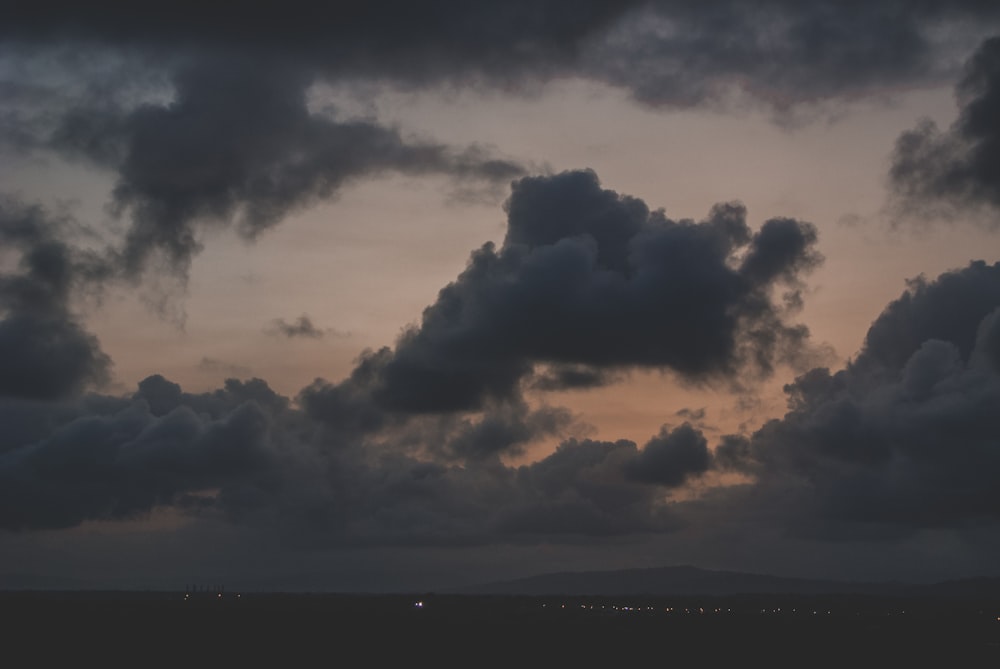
[448,566,1000,597]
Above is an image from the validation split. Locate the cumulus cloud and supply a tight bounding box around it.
[710,261,1000,534]
[0,197,111,400]
[0,397,275,530]
[889,36,1000,225]
[0,374,302,531]
[493,437,673,538]
[437,401,576,462]
[624,423,712,487]
[301,170,821,414]
[3,260,999,555]
[854,260,1000,375]
[0,370,686,541]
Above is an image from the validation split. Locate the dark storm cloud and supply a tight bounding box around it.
[298,349,398,439]
[0,394,127,458]
[261,429,682,548]
[0,198,111,399]
[133,374,289,418]
[624,423,712,487]
[14,264,999,544]
[439,402,575,461]
[889,35,1000,224]
[0,371,687,541]
[310,170,821,413]
[1,2,996,292]
[497,437,679,537]
[529,364,622,391]
[300,353,576,462]
[36,53,528,278]
[0,374,297,532]
[0,392,276,530]
[0,314,109,400]
[0,1,635,83]
[854,260,1000,375]
[974,307,1000,372]
[709,261,1000,534]
[3,2,997,109]
[586,1,999,112]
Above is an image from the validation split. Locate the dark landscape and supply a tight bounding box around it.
[5,568,1000,664]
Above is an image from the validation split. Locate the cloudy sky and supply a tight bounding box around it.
[3,1,1000,592]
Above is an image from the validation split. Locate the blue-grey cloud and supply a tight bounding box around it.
[3,1,996,110]
[713,261,1000,534]
[302,169,821,415]
[39,54,527,279]
[889,36,1000,226]
[0,197,111,400]
[624,423,712,488]
[3,263,999,552]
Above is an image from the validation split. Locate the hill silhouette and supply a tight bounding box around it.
[448,565,1000,597]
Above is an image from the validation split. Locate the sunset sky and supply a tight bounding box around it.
[3,2,1000,592]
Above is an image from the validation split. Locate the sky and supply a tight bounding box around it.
[2,1,1000,592]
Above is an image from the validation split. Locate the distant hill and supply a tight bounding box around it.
[447,565,1000,598]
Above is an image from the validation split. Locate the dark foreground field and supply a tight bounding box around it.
[3,591,1000,665]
